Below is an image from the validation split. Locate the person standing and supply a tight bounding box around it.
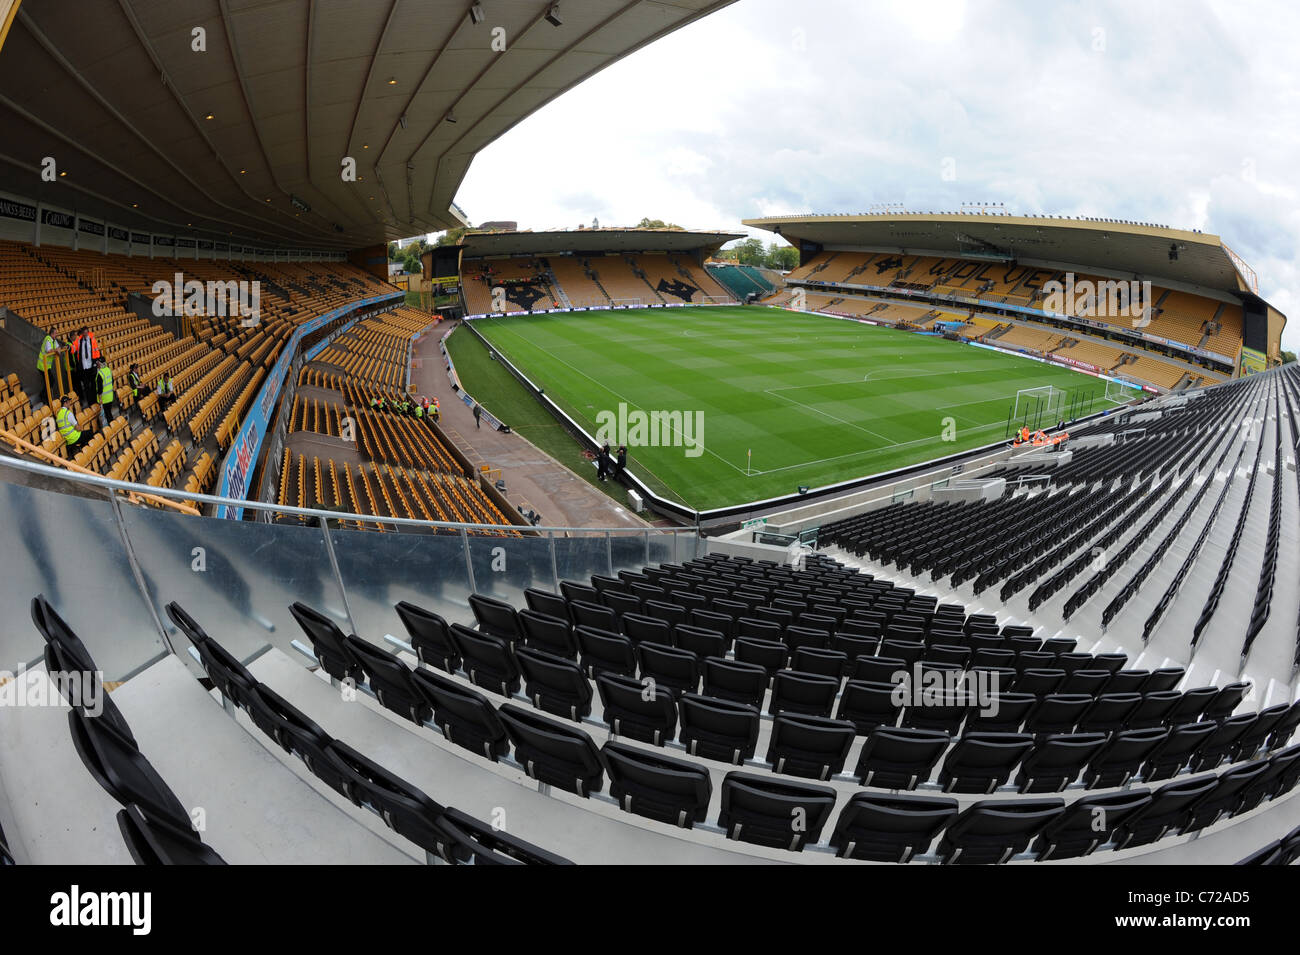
[473,403,482,429]
[94,358,116,427]
[596,442,612,482]
[614,445,627,479]
[71,326,100,406]
[36,331,63,406]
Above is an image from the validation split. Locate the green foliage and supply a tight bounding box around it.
[636,217,682,230]
[1281,350,1296,365]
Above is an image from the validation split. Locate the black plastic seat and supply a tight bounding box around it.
[718,772,836,852]
[936,798,1064,864]
[1014,668,1064,696]
[1125,690,1181,730]
[601,741,712,828]
[1032,789,1153,860]
[701,656,767,707]
[766,713,856,780]
[621,612,672,645]
[37,619,137,745]
[569,599,619,633]
[559,580,598,604]
[851,654,907,684]
[790,646,848,681]
[325,740,445,854]
[595,672,677,745]
[1143,667,1185,693]
[67,709,190,828]
[1187,712,1256,772]
[769,670,839,718]
[830,792,958,862]
[938,732,1034,794]
[1202,681,1251,722]
[244,682,350,791]
[1230,703,1290,762]
[117,803,226,866]
[1059,669,1112,696]
[434,806,574,865]
[165,602,256,708]
[600,590,642,622]
[836,680,902,735]
[524,587,570,622]
[289,601,363,683]
[1077,692,1141,735]
[395,601,462,672]
[965,692,1036,734]
[854,726,949,790]
[1083,727,1169,788]
[678,694,760,764]
[517,609,578,659]
[644,599,687,629]
[1182,761,1269,832]
[1106,670,1150,695]
[515,646,594,721]
[673,624,728,662]
[498,704,604,797]
[733,636,789,678]
[784,625,830,652]
[468,593,524,643]
[1142,720,1216,781]
[1112,774,1219,848]
[1024,694,1091,737]
[345,634,433,724]
[1015,732,1108,793]
[1164,686,1218,724]
[410,668,510,760]
[637,641,701,696]
[449,623,521,697]
[576,625,636,678]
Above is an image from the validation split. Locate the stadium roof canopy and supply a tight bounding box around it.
[0,0,734,251]
[745,213,1262,298]
[459,227,744,257]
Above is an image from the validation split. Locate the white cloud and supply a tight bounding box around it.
[452,0,1300,351]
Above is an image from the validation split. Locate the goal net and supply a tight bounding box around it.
[611,298,644,309]
[1105,378,1141,404]
[1009,385,1065,433]
[701,294,733,305]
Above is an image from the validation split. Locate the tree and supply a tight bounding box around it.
[434,226,470,247]
[636,217,682,230]
[1281,350,1296,365]
[735,237,766,266]
[765,243,798,271]
[387,241,400,262]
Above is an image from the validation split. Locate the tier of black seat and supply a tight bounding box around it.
[168,600,572,865]
[283,583,1300,861]
[33,595,228,866]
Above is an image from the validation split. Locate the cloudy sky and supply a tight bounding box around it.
[452,0,1300,351]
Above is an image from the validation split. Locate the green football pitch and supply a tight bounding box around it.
[469,305,1122,511]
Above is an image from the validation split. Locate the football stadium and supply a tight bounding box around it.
[0,0,1298,898]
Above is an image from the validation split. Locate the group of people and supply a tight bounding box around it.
[596,442,627,482]
[369,392,439,422]
[37,326,180,454]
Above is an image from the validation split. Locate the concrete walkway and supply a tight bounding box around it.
[410,324,648,530]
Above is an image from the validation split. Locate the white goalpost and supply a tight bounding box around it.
[702,294,733,305]
[1105,378,1141,404]
[611,298,644,309]
[1013,385,1066,423]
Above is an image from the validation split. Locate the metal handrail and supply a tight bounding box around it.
[0,451,693,535]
